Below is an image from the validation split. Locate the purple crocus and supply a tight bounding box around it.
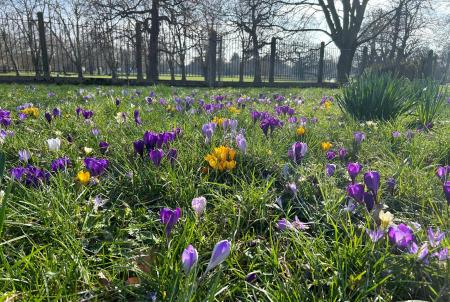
[10,165,49,187]
[99,141,109,154]
[326,164,336,177]
[354,131,366,144]
[82,110,94,120]
[45,112,52,123]
[288,142,307,164]
[392,131,401,138]
[427,227,445,248]
[0,109,12,127]
[134,110,142,126]
[52,108,61,118]
[386,177,396,193]
[436,166,449,181]
[433,248,449,261]
[202,123,216,144]
[338,147,347,160]
[167,148,177,166]
[347,162,362,182]
[160,207,181,237]
[388,223,414,249]
[366,228,384,243]
[181,245,198,274]
[364,171,380,195]
[143,131,159,150]
[326,150,336,160]
[149,149,164,167]
[133,139,145,156]
[51,157,71,172]
[84,157,109,176]
[205,240,231,273]
[346,183,365,203]
[443,181,450,205]
[363,192,375,211]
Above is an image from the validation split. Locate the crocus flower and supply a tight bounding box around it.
[149,149,164,167]
[115,98,120,107]
[99,141,109,154]
[326,164,336,177]
[202,123,216,144]
[326,150,336,160]
[18,150,31,162]
[192,196,207,215]
[321,142,332,151]
[245,272,258,283]
[364,192,375,211]
[379,210,394,229]
[45,112,52,123]
[366,228,384,243]
[392,131,401,138]
[0,109,12,127]
[433,247,449,261]
[52,108,61,118]
[338,147,347,160]
[444,181,450,205]
[346,183,364,203]
[354,131,366,144]
[205,240,231,273]
[92,128,100,137]
[160,207,181,237]
[182,245,198,274]
[10,165,49,187]
[167,148,177,166]
[386,177,396,193]
[287,182,297,194]
[388,223,414,249]
[134,110,142,125]
[47,138,61,151]
[364,171,380,195]
[51,157,71,172]
[347,162,362,182]
[436,166,449,181]
[133,139,145,157]
[84,157,109,176]
[235,133,247,154]
[288,142,307,164]
[82,110,93,120]
[76,170,90,185]
[277,216,309,231]
[427,227,445,248]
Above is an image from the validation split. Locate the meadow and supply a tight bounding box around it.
[0,83,449,301]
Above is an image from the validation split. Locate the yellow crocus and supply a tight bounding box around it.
[76,171,90,185]
[321,142,332,151]
[296,126,306,136]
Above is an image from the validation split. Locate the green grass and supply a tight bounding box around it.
[0,83,449,301]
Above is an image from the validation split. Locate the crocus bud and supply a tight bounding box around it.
[192,196,207,215]
[205,240,231,274]
[47,138,61,151]
[182,244,198,274]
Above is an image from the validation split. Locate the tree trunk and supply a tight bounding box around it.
[147,0,160,83]
[180,53,186,81]
[337,47,356,83]
[251,34,261,84]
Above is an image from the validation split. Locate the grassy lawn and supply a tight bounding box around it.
[0,84,449,301]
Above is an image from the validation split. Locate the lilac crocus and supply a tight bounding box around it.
[84,157,109,176]
[236,134,247,154]
[346,183,365,203]
[133,139,145,157]
[160,207,181,237]
[427,227,445,248]
[366,228,384,243]
[354,131,366,144]
[51,157,71,172]
[433,248,449,261]
[326,150,336,160]
[436,166,449,181]
[388,223,414,249]
[347,162,362,182]
[392,131,401,138]
[326,164,336,177]
[182,245,198,274]
[149,149,164,167]
[202,123,216,144]
[18,150,31,162]
[205,240,231,273]
[192,196,207,215]
[288,142,307,164]
[92,128,100,137]
[364,171,380,195]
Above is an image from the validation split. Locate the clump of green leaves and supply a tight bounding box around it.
[336,72,414,121]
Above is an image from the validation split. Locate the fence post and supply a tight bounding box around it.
[135,22,143,81]
[359,46,368,76]
[317,41,325,84]
[37,12,50,80]
[269,37,276,84]
[423,49,433,78]
[207,30,217,87]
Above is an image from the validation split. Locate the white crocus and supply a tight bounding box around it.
[47,138,61,151]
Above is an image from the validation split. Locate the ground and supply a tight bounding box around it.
[0,84,449,301]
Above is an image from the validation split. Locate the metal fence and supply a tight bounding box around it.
[0,14,381,85]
